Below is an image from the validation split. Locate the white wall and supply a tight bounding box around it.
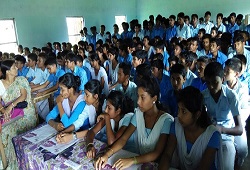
[0,0,137,49]
[137,0,250,24]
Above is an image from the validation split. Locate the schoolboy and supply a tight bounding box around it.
[201,11,214,34]
[34,57,65,98]
[202,62,243,170]
[151,59,172,104]
[176,12,191,40]
[208,38,227,66]
[179,52,197,87]
[36,53,50,85]
[65,52,88,93]
[191,56,210,91]
[75,55,91,81]
[228,35,250,73]
[197,28,205,50]
[15,55,29,77]
[154,41,170,75]
[227,12,239,39]
[190,13,201,37]
[189,37,202,57]
[200,34,211,56]
[26,53,43,85]
[235,54,250,95]
[165,15,177,44]
[162,64,186,117]
[114,62,137,107]
[210,27,218,38]
[215,13,227,33]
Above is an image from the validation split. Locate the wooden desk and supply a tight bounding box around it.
[32,90,57,124]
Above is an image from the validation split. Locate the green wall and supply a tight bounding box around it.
[0,0,136,49]
[137,0,250,24]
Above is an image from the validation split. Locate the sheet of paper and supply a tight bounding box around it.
[108,149,140,170]
[41,136,78,155]
[22,124,57,144]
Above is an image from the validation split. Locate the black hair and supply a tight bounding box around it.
[211,27,218,33]
[44,57,57,66]
[118,62,131,76]
[202,34,212,41]
[170,63,186,78]
[27,53,38,62]
[84,79,102,97]
[151,59,164,70]
[204,62,224,79]
[177,12,185,19]
[89,53,101,65]
[15,55,26,64]
[181,51,197,65]
[210,38,221,46]
[168,55,179,65]
[198,28,206,35]
[136,63,151,78]
[48,52,56,59]
[234,34,245,43]
[154,41,165,51]
[169,15,176,20]
[38,52,48,60]
[234,54,247,66]
[0,60,15,79]
[65,52,77,64]
[137,75,162,109]
[197,56,210,65]
[177,86,212,128]
[107,90,134,117]
[132,50,147,60]
[59,73,81,93]
[75,55,83,63]
[230,12,236,17]
[225,58,242,73]
[237,14,243,20]
[217,13,223,19]
[205,11,211,17]
[191,14,198,19]
[152,53,163,61]
[184,15,190,21]
[108,47,118,61]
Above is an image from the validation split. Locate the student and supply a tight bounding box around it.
[151,59,172,104]
[86,90,135,158]
[197,28,206,51]
[155,41,170,75]
[208,38,227,66]
[65,52,88,93]
[159,86,223,170]
[107,47,119,88]
[115,62,137,107]
[131,50,147,78]
[200,34,211,56]
[26,53,44,85]
[224,58,249,168]
[165,15,177,43]
[162,64,186,117]
[211,27,218,38]
[202,62,243,170]
[121,22,133,40]
[216,13,227,33]
[168,55,179,71]
[143,36,154,62]
[201,11,214,34]
[133,24,144,41]
[173,43,183,59]
[96,47,109,74]
[179,52,197,87]
[112,24,121,39]
[89,53,109,96]
[227,12,239,39]
[191,56,210,91]
[90,26,97,48]
[152,15,165,40]
[235,54,250,95]
[135,63,152,85]
[15,55,29,77]
[46,73,87,132]
[118,44,133,66]
[75,55,91,81]
[30,53,50,90]
[95,76,174,169]
[190,13,201,37]
[228,35,250,73]
[189,37,203,57]
[176,12,192,41]
[78,47,92,71]
[56,80,104,143]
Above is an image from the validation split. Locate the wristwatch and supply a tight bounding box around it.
[72,132,77,140]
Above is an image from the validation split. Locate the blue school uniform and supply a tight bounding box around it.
[117,53,132,66]
[82,66,91,81]
[191,77,207,91]
[162,89,178,117]
[184,69,197,87]
[152,26,165,39]
[208,51,227,66]
[239,72,250,95]
[202,84,240,141]
[18,66,29,77]
[165,26,177,43]
[66,66,88,92]
[121,31,133,40]
[26,66,43,84]
[158,75,172,103]
[47,68,65,97]
[162,51,170,76]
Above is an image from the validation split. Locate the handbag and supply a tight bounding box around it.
[15,101,28,109]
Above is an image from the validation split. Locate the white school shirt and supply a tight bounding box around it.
[228,47,250,73]
[90,66,109,96]
[96,33,107,42]
[176,23,191,39]
[108,62,119,85]
[184,69,197,87]
[215,23,227,33]
[132,32,144,41]
[201,21,214,34]
[26,66,44,85]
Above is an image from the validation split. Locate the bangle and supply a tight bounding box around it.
[11,103,15,107]
[133,156,138,164]
[87,143,94,148]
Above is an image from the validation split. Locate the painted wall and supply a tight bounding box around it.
[137,0,250,24]
[0,0,136,49]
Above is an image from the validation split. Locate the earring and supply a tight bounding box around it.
[153,101,156,104]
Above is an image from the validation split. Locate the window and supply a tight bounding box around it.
[0,19,18,53]
[115,16,127,34]
[66,17,84,45]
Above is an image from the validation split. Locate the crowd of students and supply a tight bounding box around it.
[1,10,250,170]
